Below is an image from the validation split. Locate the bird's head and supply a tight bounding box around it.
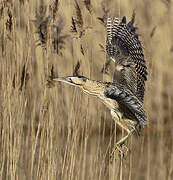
[53,75,105,96]
[53,76,89,87]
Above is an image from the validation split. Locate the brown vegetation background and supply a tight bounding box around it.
[0,0,173,179]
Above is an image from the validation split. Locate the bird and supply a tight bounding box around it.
[53,15,147,158]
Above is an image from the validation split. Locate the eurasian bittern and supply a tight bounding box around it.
[53,15,147,157]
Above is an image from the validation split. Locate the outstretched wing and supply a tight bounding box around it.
[106,15,147,102]
[104,84,147,127]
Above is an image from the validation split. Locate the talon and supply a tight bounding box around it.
[110,129,135,161]
[118,150,125,159]
[110,144,128,161]
[117,144,128,159]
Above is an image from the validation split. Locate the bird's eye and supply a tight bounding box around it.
[68,77,73,82]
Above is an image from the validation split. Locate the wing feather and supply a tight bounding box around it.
[104,85,147,127]
[106,15,147,102]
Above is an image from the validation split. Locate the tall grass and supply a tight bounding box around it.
[0,0,173,179]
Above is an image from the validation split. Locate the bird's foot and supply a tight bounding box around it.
[109,129,135,161]
[110,143,128,161]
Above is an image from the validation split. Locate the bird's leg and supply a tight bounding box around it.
[110,128,135,160]
[110,112,136,159]
[116,128,135,146]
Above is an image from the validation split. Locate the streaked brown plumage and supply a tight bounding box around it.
[53,75,146,157]
[53,15,147,157]
[106,15,147,102]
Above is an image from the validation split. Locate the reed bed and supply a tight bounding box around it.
[0,0,173,179]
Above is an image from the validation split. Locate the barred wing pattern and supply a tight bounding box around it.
[106,16,147,102]
[104,83,147,127]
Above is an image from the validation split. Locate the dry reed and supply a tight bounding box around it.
[0,0,173,179]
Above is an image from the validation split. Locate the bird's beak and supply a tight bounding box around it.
[53,77,72,84]
[53,76,86,87]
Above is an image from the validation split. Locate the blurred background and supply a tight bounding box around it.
[0,0,173,179]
